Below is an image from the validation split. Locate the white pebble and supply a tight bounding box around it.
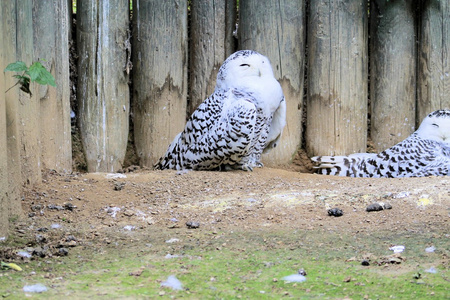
[161,275,183,290]
[389,245,405,253]
[23,283,48,293]
[282,274,307,282]
[425,246,436,253]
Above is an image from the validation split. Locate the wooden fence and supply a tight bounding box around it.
[1,0,450,236]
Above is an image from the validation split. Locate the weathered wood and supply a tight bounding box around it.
[239,0,305,166]
[370,0,416,152]
[306,0,368,157]
[77,0,130,172]
[16,0,42,185]
[2,2,22,220]
[132,0,188,167]
[189,0,236,114]
[33,0,72,173]
[418,0,450,122]
[0,4,9,237]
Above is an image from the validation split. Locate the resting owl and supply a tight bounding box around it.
[311,109,450,178]
[155,50,286,171]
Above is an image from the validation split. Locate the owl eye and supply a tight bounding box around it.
[240,64,250,67]
[432,123,439,128]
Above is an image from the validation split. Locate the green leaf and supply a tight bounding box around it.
[36,67,56,87]
[26,61,56,87]
[4,61,28,72]
[26,61,44,82]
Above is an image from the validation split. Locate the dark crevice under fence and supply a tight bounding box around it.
[1,0,449,236]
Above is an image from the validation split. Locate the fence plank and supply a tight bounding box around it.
[418,0,450,121]
[2,2,22,219]
[16,1,42,185]
[370,0,416,152]
[306,0,368,156]
[33,0,72,173]
[189,0,236,115]
[132,1,188,167]
[0,5,9,236]
[77,0,130,172]
[239,0,305,166]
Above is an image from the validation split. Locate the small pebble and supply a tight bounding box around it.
[382,202,392,210]
[366,203,383,212]
[64,203,77,211]
[47,204,64,211]
[186,221,200,229]
[425,246,436,253]
[328,208,343,217]
[114,182,125,191]
[366,202,392,212]
[58,248,69,256]
[298,268,307,276]
[17,251,32,258]
[361,260,370,266]
[389,245,405,253]
[282,274,306,283]
[23,283,48,293]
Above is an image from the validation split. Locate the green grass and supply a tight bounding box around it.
[1,229,448,299]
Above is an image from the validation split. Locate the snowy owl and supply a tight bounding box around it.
[155,50,286,171]
[311,109,450,178]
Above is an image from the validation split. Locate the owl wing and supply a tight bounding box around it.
[263,96,286,153]
[155,89,257,171]
[312,135,450,178]
[154,91,224,170]
[406,140,450,177]
[372,136,449,177]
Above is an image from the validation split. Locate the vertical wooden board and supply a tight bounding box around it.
[0,4,9,237]
[306,0,368,157]
[239,0,305,166]
[370,0,416,152]
[33,0,72,173]
[77,0,130,172]
[2,1,22,218]
[132,0,187,167]
[418,0,450,122]
[16,0,42,185]
[189,0,236,114]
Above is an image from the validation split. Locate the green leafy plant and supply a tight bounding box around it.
[4,61,56,96]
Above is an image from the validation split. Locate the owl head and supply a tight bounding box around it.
[417,109,450,143]
[215,50,276,91]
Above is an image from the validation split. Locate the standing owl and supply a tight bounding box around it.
[155,50,286,171]
[311,110,450,178]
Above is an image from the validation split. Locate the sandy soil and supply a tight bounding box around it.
[16,167,449,246]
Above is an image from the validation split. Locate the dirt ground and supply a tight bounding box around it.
[1,163,449,297]
[13,165,449,251]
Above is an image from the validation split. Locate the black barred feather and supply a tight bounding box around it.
[311,109,450,178]
[155,50,286,171]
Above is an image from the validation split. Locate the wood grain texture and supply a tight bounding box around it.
[239,0,306,166]
[132,0,188,167]
[17,0,42,185]
[189,0,236,115]
[1,1,22,219]
[306,0,368,156]
[370,0,416,152]
[0,4,8,236]
[418,0,450,122]
[33,0,72,173]
[77,0,130,172]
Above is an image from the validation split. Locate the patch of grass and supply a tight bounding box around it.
[1,229,448,299]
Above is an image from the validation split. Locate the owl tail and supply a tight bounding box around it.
[154,132,183,170]
[311,153,377,176]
